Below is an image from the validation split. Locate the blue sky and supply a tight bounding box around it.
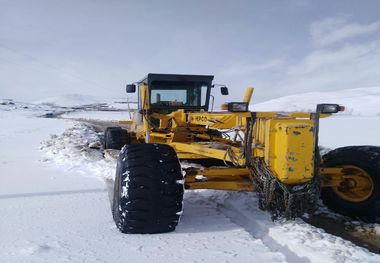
[1,0,380,104]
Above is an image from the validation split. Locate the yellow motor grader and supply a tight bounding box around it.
[104,73,380,234]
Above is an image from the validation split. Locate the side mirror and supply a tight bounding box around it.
[126,84,136,93]
[221,86,229,95]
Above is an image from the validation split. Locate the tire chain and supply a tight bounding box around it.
[249,158,320,220]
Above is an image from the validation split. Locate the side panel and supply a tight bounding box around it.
[265,120,316,184]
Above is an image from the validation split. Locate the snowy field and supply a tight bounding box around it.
[1,88,380,263]
[60,110,133,122]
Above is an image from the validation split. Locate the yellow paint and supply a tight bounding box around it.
[118,120,134,125]
[186,181,254,191]
[323,165,374,202]
[188,112,250,128]
[265,119,316,184]
[171,142,245,166]
[243,87,254,103]
[176,152,208,159]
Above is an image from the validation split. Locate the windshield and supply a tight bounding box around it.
[150,81,209,108]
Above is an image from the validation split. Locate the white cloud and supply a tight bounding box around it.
[274,38,380,97]
[219,59,285,77]
[215,16,380,103]
[310,17,380,47]
[256,16,380,101]
[288,39,380,75]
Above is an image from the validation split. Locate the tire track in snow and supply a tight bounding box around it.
[176,191,288,262]
[217,197,310,263]
[216,192,380,263]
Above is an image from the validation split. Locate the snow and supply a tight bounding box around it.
[33,94,105,108]
[252,87,380,116]
[34,94,137,110]
[319,116,380,149]
[1,88,380,262]
[218,192,379,263]
[40,123,114,180]
[61,110,132,121]
[252,87,380,148]
[0,109,107,262]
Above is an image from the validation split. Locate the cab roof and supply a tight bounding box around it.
[140,73,214,86]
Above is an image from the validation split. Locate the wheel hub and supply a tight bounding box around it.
[333,165,374,202]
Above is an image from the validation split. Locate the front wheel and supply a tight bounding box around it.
[112,143,184,234]
[103,127,130,150]
[321,146,380,220]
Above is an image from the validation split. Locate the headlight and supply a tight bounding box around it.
[316,104,345,114]
[227,102,249,112]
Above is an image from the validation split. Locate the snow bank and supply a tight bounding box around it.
[40,123,115,180]
[252,87,380,116]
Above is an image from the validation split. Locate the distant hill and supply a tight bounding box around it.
[252,87,380,116]
[33,94,104,108]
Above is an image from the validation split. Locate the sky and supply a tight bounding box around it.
[1,0,380,104]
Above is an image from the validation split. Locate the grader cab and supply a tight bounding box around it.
[105,73,380,234]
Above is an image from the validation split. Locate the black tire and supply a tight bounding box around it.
[112,143,184,234]
[103,127,130,150]
[321,146,380,220]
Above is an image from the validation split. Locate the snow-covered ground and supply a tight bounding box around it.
[60,110,132,122]
[1,88,380,262]
[319,116,380,149]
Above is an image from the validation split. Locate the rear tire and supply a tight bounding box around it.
[112,143,184,234]
[103,127,130,150]
[321,146,380,220]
